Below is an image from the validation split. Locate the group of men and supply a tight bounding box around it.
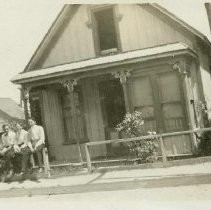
[0,118,45,177]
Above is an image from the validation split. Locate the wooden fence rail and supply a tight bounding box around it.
[84,127,211,172]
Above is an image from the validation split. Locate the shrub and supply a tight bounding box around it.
[116,111,158,163]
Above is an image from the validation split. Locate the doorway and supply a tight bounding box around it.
[99,79,126,156]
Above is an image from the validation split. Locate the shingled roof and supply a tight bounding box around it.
[0,98,24,120]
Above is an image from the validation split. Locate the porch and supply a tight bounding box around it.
[12,43,203,164]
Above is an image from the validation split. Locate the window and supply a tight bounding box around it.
[131,71,187,134]
[132,76,157,134]
[93,7,119,55]
[60,87,88,144]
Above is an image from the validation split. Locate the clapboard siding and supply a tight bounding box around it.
[34,4,196,70]
[35,5,95,69]
[118,5,196,52]
[82,77,106,157]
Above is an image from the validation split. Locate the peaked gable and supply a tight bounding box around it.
[23,4,211,73]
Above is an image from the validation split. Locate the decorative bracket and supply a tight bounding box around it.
[172,61,190,76]
[112,70,132,84]
[21,87,31,101]
[21,86,31,119]
[61,79,78,92]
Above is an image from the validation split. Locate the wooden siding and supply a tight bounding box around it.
[82,77,106,158]
[117,5,196,52]
[33,5,197,70]
[35,5,95,69]
[41,79,106,161]
[41,89,66,146]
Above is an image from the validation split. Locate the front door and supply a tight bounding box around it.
[99,79,126,156]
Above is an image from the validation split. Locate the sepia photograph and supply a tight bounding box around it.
[0,0,211,209]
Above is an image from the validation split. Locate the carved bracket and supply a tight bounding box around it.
[21,86,31,119]
[172,61,190,76]
[112,70,132,84]
[61,79,78,92]
[21,87,30,100]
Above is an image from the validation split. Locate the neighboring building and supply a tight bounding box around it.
[11,4,211,162]
[0,98,25,135]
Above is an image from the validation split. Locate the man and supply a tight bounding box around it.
[27,118,45,173]
[14,123,33,175]
[0,124,16,176]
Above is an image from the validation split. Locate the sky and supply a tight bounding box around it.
[0,0,211,103]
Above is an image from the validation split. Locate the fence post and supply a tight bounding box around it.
[42,147,51,177]
[159,136,167,162]
[85,144,92,172]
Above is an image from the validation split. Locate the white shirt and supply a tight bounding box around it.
[28,125,45,147]
[1,131,16,147]
[16,129,28,145]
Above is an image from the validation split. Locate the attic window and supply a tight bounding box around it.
[93,7,118,55]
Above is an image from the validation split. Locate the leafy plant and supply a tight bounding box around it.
[116,111,159,163]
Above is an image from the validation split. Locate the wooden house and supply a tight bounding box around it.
[11,4,211,162]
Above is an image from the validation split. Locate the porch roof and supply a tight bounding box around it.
[11,42,196,84]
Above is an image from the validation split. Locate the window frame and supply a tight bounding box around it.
[90,5,122,56]
[129,68,189,134]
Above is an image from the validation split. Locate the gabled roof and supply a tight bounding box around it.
[15,4,211,76]
[0,98,24,120]
[151,4,211,46]
[23,5,79,73]
[11,42,197,84]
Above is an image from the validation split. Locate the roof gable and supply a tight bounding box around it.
[22,4,210,73]
[151,4,210,45]
[24,5,80,72]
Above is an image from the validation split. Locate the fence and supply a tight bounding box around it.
[84,127,211,172]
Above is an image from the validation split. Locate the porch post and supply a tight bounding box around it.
[172,60,198,151]
[62,79,83,163]
[172,61,193,129]
[21,86,31,126]
[113,70,131,113]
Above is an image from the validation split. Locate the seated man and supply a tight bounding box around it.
[0,124,16,177]
[27,118,45,173]
[15,123,34,175]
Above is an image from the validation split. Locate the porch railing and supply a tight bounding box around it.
[84,127,211,172]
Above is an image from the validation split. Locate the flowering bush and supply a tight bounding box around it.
[116,111,158,163]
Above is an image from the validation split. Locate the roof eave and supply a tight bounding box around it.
[11,46,197,85]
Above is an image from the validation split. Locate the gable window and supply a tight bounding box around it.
[92,6,119,55]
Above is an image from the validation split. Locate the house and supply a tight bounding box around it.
[0,98,25,135]
[11,4,211,162]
